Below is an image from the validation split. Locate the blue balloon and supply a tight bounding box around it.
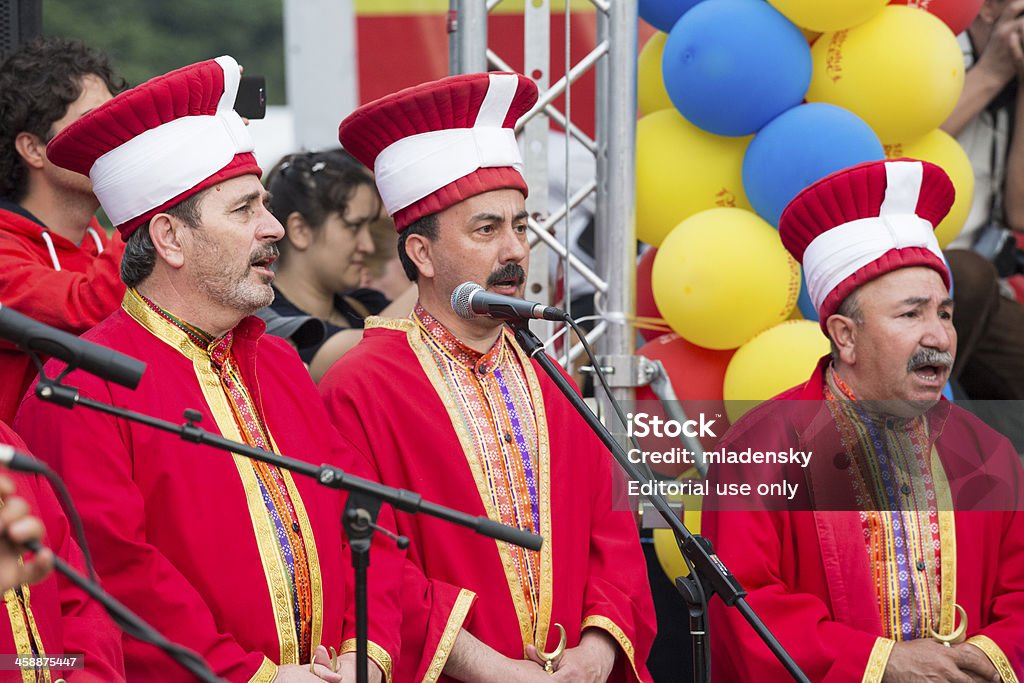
[639,0,707,32]
[797,275,818,322]
[661,0,810,137]
[743,103,885,227]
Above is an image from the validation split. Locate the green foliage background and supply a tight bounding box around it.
[42,0,287,104]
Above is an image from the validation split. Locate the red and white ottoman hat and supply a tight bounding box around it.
[47,56,261,239]
[338,72,538,231]
[779,158,955,328]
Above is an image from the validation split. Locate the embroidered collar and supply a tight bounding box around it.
[130,288,233,363]
[825,363,924,432]
[414,303,506,375]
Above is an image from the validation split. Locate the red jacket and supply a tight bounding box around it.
[0,420,125,681]
[704,358,1024,682]
[0,206,125,423]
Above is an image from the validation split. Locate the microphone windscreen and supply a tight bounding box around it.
[451,282,482,319]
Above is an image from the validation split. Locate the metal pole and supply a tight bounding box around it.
[448,0,488,74]
[595,0,639,414]
[522,0,553,340]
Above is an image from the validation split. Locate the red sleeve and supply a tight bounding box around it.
[332,447,406,679]
[0,225,124,335]
[703,509,884,683]
[579,443,657,683]
[324,387,470,682]
[0,424,125,680]
[15,383,271,683]
[968,507,1024,678]
[29,474,126,682]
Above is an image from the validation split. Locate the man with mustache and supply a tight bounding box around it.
[14,58,404,682]
[319,73,656,682]
[704,159,1024,682]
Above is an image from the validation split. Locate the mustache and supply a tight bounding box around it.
[249,244,279,266]
[485,263,525,288]
[907,348,954,372]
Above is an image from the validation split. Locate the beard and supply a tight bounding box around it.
[189,235,278,317]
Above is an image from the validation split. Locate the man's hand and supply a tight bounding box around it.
[334,650,383,683]
[951,643,1001,683]
[274,656,342,683]
[0,475,52,592]
[444,628,555,683]
[882,639,999,683]
[525,629,618,683]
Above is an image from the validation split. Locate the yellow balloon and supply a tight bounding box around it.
[807,6,964,143]
[723,320,830,422]
[638,32,673,116]
[652,208,800,350]
[652,473,704,581]
[885,130,975,248]
[637,110,752,247]
[769,0,887,33]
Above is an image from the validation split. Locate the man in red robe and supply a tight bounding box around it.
[321,72,656,682]
[0,420,125,682]
[0,38,127,424]
[15,57,403,683]
[704,159,1024,682]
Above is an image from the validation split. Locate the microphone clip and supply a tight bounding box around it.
[35,380,80,409]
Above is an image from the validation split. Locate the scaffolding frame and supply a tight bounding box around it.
[448,0,641,416]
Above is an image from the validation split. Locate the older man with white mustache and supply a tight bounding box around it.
[704,159,1024,683]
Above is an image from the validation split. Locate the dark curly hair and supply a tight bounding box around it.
[0,37,127,201]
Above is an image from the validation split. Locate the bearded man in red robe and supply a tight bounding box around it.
[15,57,405,683]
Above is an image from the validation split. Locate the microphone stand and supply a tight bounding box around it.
[22,539,223,682]
[509,320,810,683]
[35,378,542,683]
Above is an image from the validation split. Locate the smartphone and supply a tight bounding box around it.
[235,75,266,119]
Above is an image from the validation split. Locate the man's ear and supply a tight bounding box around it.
[284,211,314,251]
[149,214,187,269]
[404,233,435,280]
[14,132,47,170]
[825,314,858,365]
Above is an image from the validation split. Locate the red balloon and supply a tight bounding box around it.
[635,333,734,474]
[888,0,983,36]
[636,247,667,342]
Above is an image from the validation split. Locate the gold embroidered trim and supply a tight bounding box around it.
[506,331,554,652]
[247,656,278,683]
[930,447,956,636]
[860,637,894,683]
[20,583,50,683]
[338,639,394,683]
[364,315,415,332]
[423,588,476,683]
[270,433,323,664]
[406,321,541,647]
[967,635,1020,683]
[582,615,638,681]
[4,586,48,683]
[124,288,300,664]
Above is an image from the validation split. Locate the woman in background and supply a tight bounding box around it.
[264,149,414,380]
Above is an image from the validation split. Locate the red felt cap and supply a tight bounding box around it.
[778,158,954,325]
[47,56,262,238]
[339,72,538,231]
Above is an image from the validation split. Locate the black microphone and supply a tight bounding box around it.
[451,282,565,322]
[0,304,145,390]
